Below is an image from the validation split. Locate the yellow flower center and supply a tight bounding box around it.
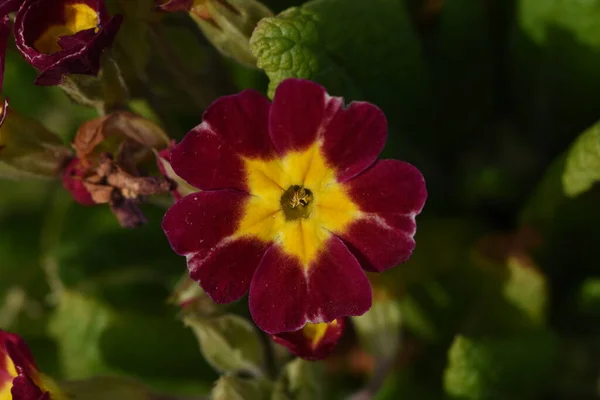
[234,142,360,268]
[302,321,335,348]
[34,4,99,54]
[280,185,314,220]
[0,354,17,400]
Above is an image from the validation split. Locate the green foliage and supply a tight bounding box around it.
[184,314,265,376]
[562,121,600,197]
[212,375,273,400]
[250,0,430,137]
[273,358,324,400]
[444,332,557,400]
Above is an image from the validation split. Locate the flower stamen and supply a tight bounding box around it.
[281,185,314,220]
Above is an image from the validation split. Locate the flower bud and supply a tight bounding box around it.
[160,0,273,67]
[271,319,345,360]
[0,101,72,178]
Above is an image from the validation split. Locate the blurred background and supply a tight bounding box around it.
[2,0,600,398]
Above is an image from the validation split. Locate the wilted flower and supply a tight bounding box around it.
[0,330,67,400]
[162,78,427,334]
[13,0,122,86]
[272,319,345,360]
[61,112,173,227]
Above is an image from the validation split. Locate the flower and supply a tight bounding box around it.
[162,78,427,334]
[61,112,173,227]
[272,319,345,360]
[13,0,122,86]
[0,330,67,400]
[156,141,199,200]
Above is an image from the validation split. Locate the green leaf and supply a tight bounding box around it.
[562,121,600,197]
[249,0,430,134]
[352,297,402,358]
[49,290,215,395]
[184,314,265,376]
[61,377,151,400]
[444,332,557,400]
[503,257,548,326]
[212,375,273,400]
[272,358,324,400]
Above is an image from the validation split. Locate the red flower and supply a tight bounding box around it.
[0,330,67,400]
[272,319,345,360]
[162,78,427,334]
[13,0,122,86]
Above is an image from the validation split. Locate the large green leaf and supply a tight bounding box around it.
[511,0,600,152]
[562,121,600,197]
[249,0,430,139]
[444,331,557,400]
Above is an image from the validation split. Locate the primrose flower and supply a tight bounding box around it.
[162,78,427,334]
[1,330,67,400]
[272,319,345,360]
[13,0,122,86]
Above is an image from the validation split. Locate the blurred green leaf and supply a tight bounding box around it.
[212,375,273,400]
[272,358,324,400]
[49,290,215,395]
[503,257,548,326]
[249,0,430,137]
[184,314,265,376]
[352,296,401,358]
[444,331,558,400]
[61,376,151,400]
[562,120,600,197]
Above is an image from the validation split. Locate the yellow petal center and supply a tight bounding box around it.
[234,142,360,268]
[34,4,99,54]
[0,354,18,400]
[302,321,336,348]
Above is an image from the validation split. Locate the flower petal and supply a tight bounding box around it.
[319,101,387,182]
[271,318,345,360]
[0,15,9,96]
[170,89,272,191]
[14,0,123,86]
[0,0,21,16]
[269,78,342,155]
[61,157,95,206]
[188,237,270,304]
[339,160,427,271]
[162,190,247,257]
[249,236,371,334]
[269,79,386,181]
[162,190,269,303]
[10,375,48,400]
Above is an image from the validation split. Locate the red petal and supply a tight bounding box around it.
[162,190,247,257]
[269,79,386,181]
[249,237,372,334]
[170,90,272,192]
[61,158,95,206]
[269,78,342,154]
[11,374,47,400]
[162,191,269,303]
[339,160,427,271]
[320,101,387,182]
[188,237,270,304]
[0,15,9,96]
[271,318,346,361]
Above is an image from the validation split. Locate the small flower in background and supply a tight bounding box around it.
[162,78,427,334]
[10,0,122,86]
[61,112,174,227]
[0,330,67,400]
[272,319,345,361]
